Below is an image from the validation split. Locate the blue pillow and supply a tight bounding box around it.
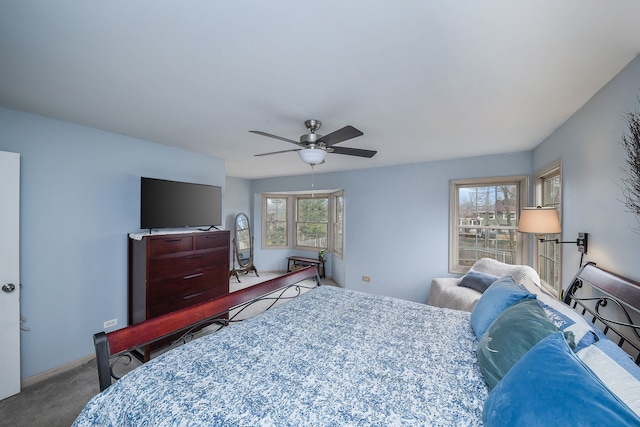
[470,276,537,340]
[458,270,498,293]
[484,332,640,426]
[477,300,565,389]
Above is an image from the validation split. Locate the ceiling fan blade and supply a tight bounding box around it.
[329,146,377,158]
[249,130,300,146]
[254,148,300,157]
[316,125,363,147]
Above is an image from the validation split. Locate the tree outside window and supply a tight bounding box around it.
[263,196,288,248]
[295,196,328,249]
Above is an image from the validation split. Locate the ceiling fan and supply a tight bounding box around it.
[251,119,377,165]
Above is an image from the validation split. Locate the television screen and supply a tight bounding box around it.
[140,177,222,229]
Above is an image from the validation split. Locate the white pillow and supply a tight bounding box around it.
[537,291,598,350]
[577,338,640,417]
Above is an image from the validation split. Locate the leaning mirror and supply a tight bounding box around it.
[231,212,258,282]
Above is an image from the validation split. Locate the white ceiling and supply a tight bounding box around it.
[1,1,640,179]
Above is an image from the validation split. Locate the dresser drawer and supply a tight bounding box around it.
[149,236,193,257]
[147,268,227,304]
[147,250,222,280]
[147,282,228,318]
[195,232,228,250]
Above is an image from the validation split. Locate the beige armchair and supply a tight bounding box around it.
[428,258,541,312]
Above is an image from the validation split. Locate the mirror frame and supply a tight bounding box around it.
[231,212,258,282]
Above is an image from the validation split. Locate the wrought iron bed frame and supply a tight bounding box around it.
[563,262,640,364]
[94,266,322,391]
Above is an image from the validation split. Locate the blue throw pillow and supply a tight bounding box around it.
[470,276,537,340]
[477,299,566,389]
[484,332,640,426]
[458,270,498,293]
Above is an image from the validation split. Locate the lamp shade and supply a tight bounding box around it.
[517,206,561,234]
[298,148,326,165]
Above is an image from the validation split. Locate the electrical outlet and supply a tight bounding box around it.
[103,318,117,328]
[362,276,371,283]
[577,232,588,253]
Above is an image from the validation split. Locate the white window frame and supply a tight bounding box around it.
[449,175,529,274]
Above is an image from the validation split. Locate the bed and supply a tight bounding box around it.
[74,264,640,426]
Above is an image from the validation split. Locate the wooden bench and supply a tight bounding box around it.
[287,256,325,278]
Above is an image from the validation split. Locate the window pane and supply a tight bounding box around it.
[456,227,518,267]
[537,166,561,294]
[264,196,288,247]
[297,198,328,222]
[543,175,561,206]
[333,193,344,256]
[296,197,328,249]
[452,179,524,272]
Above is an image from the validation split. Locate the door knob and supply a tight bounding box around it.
[2,283,15,293]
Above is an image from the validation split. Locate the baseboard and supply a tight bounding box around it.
[21,353,94,388]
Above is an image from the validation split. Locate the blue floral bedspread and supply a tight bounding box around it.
[74,286,488,426]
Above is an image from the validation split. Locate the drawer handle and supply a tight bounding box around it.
[164,238,182,242]
[184,254,204,260]
[183,291,204,300]
[183,273,204,280]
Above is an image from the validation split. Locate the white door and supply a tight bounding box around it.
[0,151,20,400]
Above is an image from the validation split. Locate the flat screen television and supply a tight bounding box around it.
[140,177,222,230]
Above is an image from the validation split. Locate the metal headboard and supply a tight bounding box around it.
[563,262,640,364]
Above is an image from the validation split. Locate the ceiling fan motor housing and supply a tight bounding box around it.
[300,132,325,148]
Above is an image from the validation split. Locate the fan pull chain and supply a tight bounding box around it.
[310,164,315,198]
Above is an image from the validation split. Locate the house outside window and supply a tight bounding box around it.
[534,159,562,296]
[263,195,289,248]
[450,176,529,273]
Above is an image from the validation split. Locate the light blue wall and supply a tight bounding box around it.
[5,53,639,381]
[533,54,640,288]
[224,176,252,230]
[251,152,532,302]
[0,107,226,380]
[225,176,252,271]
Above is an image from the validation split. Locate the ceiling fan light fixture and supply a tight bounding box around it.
[298,148,326,165]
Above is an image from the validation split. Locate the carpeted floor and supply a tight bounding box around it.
[0,272,333,427]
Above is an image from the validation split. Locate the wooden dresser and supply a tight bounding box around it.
[128,230,230,357]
